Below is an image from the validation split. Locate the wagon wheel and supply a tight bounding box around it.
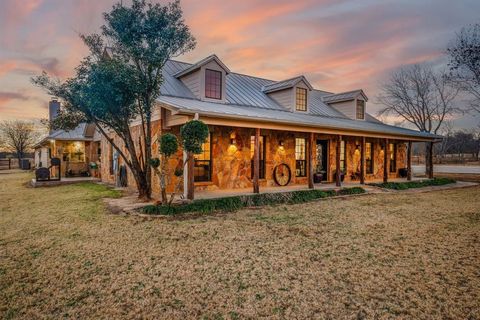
[273,163,291,186]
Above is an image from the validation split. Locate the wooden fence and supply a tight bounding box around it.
[0,158,19,170]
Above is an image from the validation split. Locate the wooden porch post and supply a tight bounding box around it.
[407,141,412,181]
[336,135,342,187]
[383,138,389,183]
[253,128,260,194]
[308,132,314,189]
[187,152,195,200]
[360,137,365,184]
[428,141,434,179]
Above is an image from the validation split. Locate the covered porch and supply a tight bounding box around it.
[168,121,437,200]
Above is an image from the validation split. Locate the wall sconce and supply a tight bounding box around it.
[279,140,284,147]
[230,132,236,145]
[355,145,360,151]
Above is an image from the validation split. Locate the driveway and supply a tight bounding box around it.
[413,165,480,174]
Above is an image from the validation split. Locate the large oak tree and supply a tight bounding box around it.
[33,0,195,200]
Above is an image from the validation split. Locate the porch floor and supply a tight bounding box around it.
[195,177,424,199]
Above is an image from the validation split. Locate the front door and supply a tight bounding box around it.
[316,140,329,181]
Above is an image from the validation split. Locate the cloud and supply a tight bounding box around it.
[0,92,30,108]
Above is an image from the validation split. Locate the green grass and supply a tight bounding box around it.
[142,187,366,215]
[368,177,456,190]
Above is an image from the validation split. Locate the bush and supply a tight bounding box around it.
[141,187,366,216]
[159,133,178,157]
[180,120,209,154]
[368,178,455,190]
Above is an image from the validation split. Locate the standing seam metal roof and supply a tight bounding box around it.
[158,59,440,140]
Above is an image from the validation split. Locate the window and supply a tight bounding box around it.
[250,135,266,179]
[62,141,85,163]
[340,140,346,172]
[205,69,222,99]
[295,138,307,177]
[194,133,212,182]
[365,142,373,174]
[356,100,365,120]
[296,87,307,111]
[389,143,396,173]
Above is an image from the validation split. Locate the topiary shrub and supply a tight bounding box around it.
[180,120,209,154]
[159,133,178,157]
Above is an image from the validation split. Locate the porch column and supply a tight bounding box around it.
[383,138,389,183]
[360,137,366,184]
[407,141,412,181]
[336,135,342,187]
[253,128,260,194]
[187,152,195,200]
[428,141,434,179]
[308,132,314,189]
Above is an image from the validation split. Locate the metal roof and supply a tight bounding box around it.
[158,95,441,140]
[322,89,368,103]
[174,54,231,78]
[47,123,94,141]
[261,75,313,93]
[161,60,346,117]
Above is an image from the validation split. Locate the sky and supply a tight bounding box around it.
[0,0,479,129]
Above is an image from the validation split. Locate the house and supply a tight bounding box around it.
[34,99,101,178]
[99,54,440,199]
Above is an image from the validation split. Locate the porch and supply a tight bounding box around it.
[179,123,434,200]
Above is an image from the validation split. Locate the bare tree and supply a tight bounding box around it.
[0,121,37,164]
[377,63,460,175]
[446,22,480,113]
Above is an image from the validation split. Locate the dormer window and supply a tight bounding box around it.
[205,69,222,100]
[356,100,365,120]
[296,88,307,111]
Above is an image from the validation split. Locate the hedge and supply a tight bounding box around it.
[142,186,366,216]
[368,177,455,190]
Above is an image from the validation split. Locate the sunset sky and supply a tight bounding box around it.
[0,0,479,129]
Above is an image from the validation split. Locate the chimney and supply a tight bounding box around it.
[48,98,60,133]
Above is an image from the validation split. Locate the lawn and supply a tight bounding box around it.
[1,171,479,319]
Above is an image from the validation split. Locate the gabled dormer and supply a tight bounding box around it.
[262,75,313,112]
[174,54,230,103]
[322,89,368,120]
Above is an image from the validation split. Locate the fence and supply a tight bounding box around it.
[0,158,19,170]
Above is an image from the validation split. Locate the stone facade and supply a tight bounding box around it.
[99,123,407,199]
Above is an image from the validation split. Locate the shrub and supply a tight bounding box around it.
[368,178,455,190]
[180,120,209,154]
[141,186,366,216]
[159,133,178,157]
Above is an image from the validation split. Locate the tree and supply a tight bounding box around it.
[0,121,37,164]
[446,22,480,113]
[32,0,195,200]
[377,63,460,175]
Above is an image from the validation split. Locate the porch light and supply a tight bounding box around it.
[229,132,236,145]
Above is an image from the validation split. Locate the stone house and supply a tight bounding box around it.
[99,54,440,199]
[34,100,101,178]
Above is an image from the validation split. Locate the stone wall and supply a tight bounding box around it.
[99,123,408,199]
